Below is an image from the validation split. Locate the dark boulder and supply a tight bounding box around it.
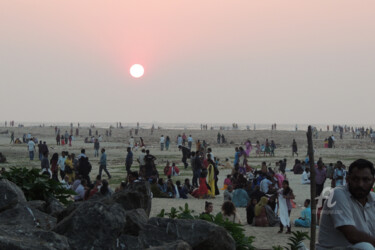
[54,200,127,250]
[123,208,148,236]
[0,152,6,163]
[0,225,70,250]
[27,200,47,213]
[116,234,141,250]
[45,198,65,218]
[147,240,192,250]
[0,203,57,230]
[142,218,236,250]
[111,181,152,216]
[0,179,27,212]
[56,201,83,223]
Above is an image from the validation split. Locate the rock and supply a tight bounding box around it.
[27,200,47,213]
[123,208,148,236]
[0,152,6,163]
[147,240,192,250]
[116,234,141,250]
[0,225,70,250]
[54,201,127,250]
[0,179,27,212]
[46,198,65,217]
[143,218,236,250]
[0,203,57,231]
[111,181,152,216]
[56,201,83,223]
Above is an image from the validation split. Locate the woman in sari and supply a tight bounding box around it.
[278,180,295,234]
[254,196,269,226]
[245,140,252,157]
[192,171,209,199]
[207,157,216,198]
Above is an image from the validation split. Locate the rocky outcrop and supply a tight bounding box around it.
[0,225,70,250]
[147,240,192,250]
[141,218,236,250]
[54,200,128,250]
[111,181,152,216]
[0,179,27,212]
[1,180,236,250]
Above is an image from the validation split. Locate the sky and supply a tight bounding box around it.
[1,0,375,124]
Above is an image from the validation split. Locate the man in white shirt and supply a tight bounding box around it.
[187,135,193,150]
[57,151,67,179]
[74,179,87,201]
[301,168,310,184]
[129,136,134,149]
[27,139,35,160]
[317,159,375,249]
[160,135,165,151]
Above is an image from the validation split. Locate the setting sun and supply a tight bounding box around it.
[130,64,144,78]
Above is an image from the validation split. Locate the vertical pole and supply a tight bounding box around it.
[307,126,316,250]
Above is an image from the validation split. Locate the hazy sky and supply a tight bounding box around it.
[1,0,375,124]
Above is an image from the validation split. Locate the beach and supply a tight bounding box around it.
[1,125,374,249]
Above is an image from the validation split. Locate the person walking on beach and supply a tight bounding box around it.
[64,131,69,145]
[94,139,100,157]
[188,135,193,150]
[179,145,191,169]
[10,132,14,144]
[160,135,165,151]
[165,136,170,150]
[27,138,36,160]
[99,148,111,179]
[125,147,133,173]
[38,141,43,161]
[292,139,298,157]
[129,136,134,149]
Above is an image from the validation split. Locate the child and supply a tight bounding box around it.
[222,174,232,190]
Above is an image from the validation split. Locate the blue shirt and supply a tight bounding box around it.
[234,152,240,166]
[100,152,107,166]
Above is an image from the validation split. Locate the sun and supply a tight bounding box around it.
[130,64,144,78]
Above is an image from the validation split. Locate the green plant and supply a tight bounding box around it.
[273,231,310,250]
[157,203,255,250]
[1,167,76,205]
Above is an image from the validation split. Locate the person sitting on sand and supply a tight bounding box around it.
[224,185,234,201]
[223,158,233,169]
[292,159,303,174]
[254,196,269,227]
[294,199,311,228]
[166,162,180,178]
[166,178,178,198]
[232,184,250,207]
[246,198,258,225]
[199,201,214,221]
[182,178,194,195]
[222,201,242,224]
[176,180,188,199]
[192,171,209,199]
[150,178,170,198]
[222,174,232,190]
[301,168,310,184]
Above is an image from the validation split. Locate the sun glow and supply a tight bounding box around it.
[130,64,144,78]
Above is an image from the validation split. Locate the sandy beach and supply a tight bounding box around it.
[1,125,374,249]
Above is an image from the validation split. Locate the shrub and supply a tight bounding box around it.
[158,203,255,250]
[1,167,76,205]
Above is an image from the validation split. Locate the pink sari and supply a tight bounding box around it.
[245,142,252,156]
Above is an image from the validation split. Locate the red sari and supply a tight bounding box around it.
[192,177,208,198]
